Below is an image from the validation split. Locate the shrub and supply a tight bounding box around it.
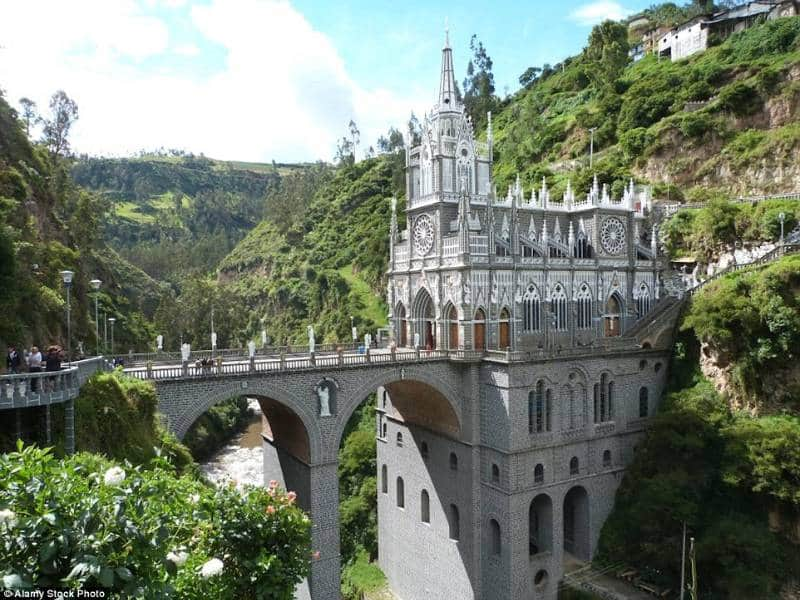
[679,111,714,138]
[717,81,762,116]
[0,445,311,597]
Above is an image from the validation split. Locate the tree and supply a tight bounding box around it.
[377,127,404,153]
[348,119,360,162]
[41,90,78,157]
[584,21,629,89]
[519,66,542,89]
[407,112,422,147]
[335,136,354,166]
[462,34,498,129]
[18,97,38,137]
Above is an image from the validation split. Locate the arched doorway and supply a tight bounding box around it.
[473,308,486,351]
[604,293,622,337]
[498,307,510,349]
[413,289,435,349]
[529,494,553,556]
[445,304,459,349]
[563,486,590,561]
[396,304,408,347]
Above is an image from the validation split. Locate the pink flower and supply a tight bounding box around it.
[286,491,297,504]
[269,480,279,489]
[266,505,276,515]
[312,551,320,560]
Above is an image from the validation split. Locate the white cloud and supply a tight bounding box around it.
[569,1,632,26]
[0,0,430,163]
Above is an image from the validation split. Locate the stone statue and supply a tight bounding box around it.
[181,343,190,362]
[317,383,331,417]
[462,280,471,305]
[247,340,256,359]
[307,325,315,354]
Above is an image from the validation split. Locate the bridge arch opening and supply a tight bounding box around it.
[563,485,590,561]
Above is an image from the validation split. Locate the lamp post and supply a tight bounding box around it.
[90,279,101,356]
[60,270,74,365]
[108,317,116,357]
[779,212,786,245]
[103,311,108,353]
[350,315,357,344]
[588,127,597,169]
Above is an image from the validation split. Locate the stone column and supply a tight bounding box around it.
[64,399,75,455]
[308,461,340,599]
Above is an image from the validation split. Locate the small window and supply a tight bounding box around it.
[449,504,460,540]
[421,489,430,523]
[534,570,548,588]
[534,463,544,484]
[382,390,388,407]
[639,387,649,418]
[449,452,458,471]
[654,362,662,373]
[639,359,647,371]
[491,463,500,484]
[381,422,387,438]
[381,464,387,494]
[396,432,403,447]
[603,450,611,467]
[490,519,501,555]
[569,457,579,476]
[420,441,429,461]
[396,477,405,508]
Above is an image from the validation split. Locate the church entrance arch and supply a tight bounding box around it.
[473,308,486,351]
[498,307,510,349]
[529,493,552,556]
[445,304,459,349]
[413,289,436,349]
[604,293,622,337]
[396,304,408,347]
[563,486,590,561]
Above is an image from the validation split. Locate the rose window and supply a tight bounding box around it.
[413,214,435,256]
[600,217,626,255]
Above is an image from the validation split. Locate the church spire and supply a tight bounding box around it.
[439,27,457,109]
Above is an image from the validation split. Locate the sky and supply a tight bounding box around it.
[0,0,656,163]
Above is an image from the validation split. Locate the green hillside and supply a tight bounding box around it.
[490,16,800,199]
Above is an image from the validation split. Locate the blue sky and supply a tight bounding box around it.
[0,0,655,162]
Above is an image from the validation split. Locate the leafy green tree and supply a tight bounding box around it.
[42,90,78,157]
[462,35,498,129]
[18,97,38,137]
[584,21,629,89]
[377,127,404,153]
[518,66,542,89]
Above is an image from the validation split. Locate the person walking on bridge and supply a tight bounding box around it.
[6,346,21,374]
[27,345,42,391]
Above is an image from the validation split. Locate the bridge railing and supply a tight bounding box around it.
[0,367,80,409]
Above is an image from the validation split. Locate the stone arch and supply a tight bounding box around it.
[395,302,408,347]
[161,379,323,463]
[529,493,553,555]
[412,288,436,349]
[604,292,623,337]
[333,366,464,451]
[563,485,590,561]
[443,302,459,350]
[498,306,511,349]
[473,307,486,351]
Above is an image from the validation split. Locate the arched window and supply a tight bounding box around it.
[449,504,460,540]
[498,307,511,349]
[396,432,403,447]
[593,383,599,424]
[396,477,405,508]
[381,422,387,438]
[636,282,651,318]
[420,441,429,461]
[552,285,568,331]
[575,231,591,258]
[449,452,458,471]
[396,303,408,347]
[595,374,614,423]
[576,284,592,330]
[534,463,544,484]
[381,465,387,494]
[608,381,614,419]
[491,463,500,484]
[569,457,579,476]
[473,308,486,351]
[522,285,541,332]
[567,386,576,430]
[639,387,649,418]
[529,380,549,433]
[421,490,430,523]
[603,450,612,467]
[490,519,501,555]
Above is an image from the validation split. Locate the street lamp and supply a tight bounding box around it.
[779,212,786,245]
[90,279,101,356]
[60,270,74,365]
[108,317,116,357]
[350,315,357,343]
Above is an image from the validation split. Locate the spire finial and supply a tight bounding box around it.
[445,17,450,48]
[438,22,457,108]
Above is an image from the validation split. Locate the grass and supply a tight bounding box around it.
[338,265,388,326]
[114,201,155,224]
[342,550,387,597]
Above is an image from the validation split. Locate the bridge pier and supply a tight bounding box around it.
[64,399,75,455]
[309,461,341,599]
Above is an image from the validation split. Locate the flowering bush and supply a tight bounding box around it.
[0,444,311,598]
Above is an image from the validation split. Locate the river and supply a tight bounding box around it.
[200,398,265,489]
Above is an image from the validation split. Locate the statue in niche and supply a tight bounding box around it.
[316,382,331,417]
[307,325,315,354]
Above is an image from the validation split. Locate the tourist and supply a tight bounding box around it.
[28,345,42,391]
[45,346,63,372]
[5,346,21,374]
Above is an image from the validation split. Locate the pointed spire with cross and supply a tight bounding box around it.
[439,20,457,109]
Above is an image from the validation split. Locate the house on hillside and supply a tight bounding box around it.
[657,1,799,62]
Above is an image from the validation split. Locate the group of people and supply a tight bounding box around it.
[5,345,66,390]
